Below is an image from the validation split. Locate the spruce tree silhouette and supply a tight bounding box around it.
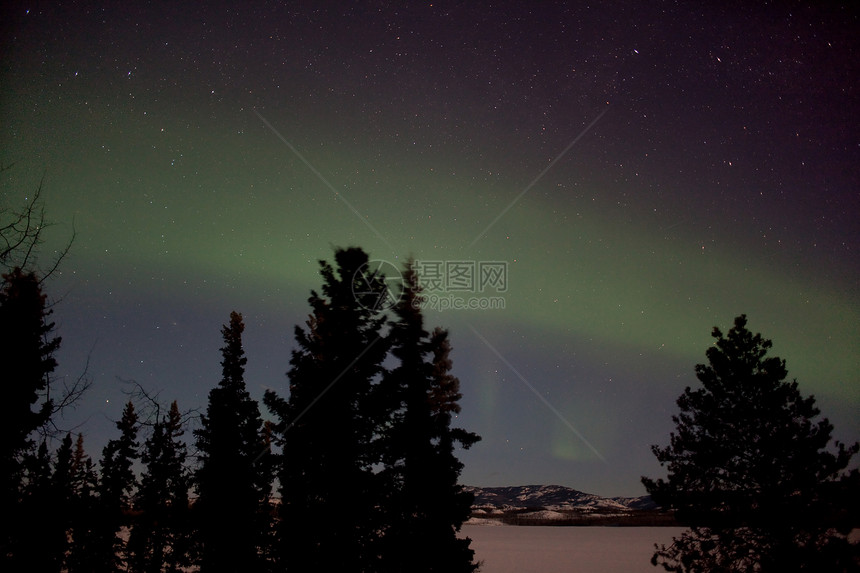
[53,434,76,564]
[13,439,59,572]
[8,432,76,573]
[0,268,61,569]
[131,401,192,573]
[65,434,101,573]
[96,400,140,573]
[264,247,389,572]
[643,315,859,572]
[195,311,270,573]
[379,261,481,573]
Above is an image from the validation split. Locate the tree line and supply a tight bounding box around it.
[1,246,480,573]
[3,186,858,572]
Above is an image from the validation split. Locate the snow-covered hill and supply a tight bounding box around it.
[465,485,657,512]
[464,485,669,526]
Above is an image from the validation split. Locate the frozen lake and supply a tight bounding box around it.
[462,524,685,573]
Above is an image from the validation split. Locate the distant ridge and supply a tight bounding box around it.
[464,485,672,526]
[466,484,657,511]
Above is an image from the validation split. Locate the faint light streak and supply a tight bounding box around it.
[467,323,607,463]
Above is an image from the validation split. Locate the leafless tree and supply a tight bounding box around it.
[1,166,75,281]
[2,165,83,438]
[118,376,201,430]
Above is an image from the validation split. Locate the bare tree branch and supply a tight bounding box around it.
[1,174,46,269]
[1,170,75,280]
[37,344,95,440]
[117,376,201,429]
[40,216,76,285]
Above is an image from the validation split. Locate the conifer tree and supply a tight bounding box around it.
[0,268,61,565]
[70,433,99,503]
[131,401,191,573]
[24,440,53,495]
[8,432,92,573]
[264,247,389,572]
[11,440,57,572]
[9,434,73,573]
[48,433,76,570]
[24,432,100,573]
[379,263,480,572]
[195,311,271,573]
[255,419,277,571]
[95,400,140,572]
[66,433,101,573]
[100,400,140,510]
[643,315,859,572]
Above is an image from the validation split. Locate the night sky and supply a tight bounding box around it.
[2,1,857,497]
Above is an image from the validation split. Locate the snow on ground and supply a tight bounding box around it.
[517,509,568,521]
[461,524,686,573]
[466,517,508,526]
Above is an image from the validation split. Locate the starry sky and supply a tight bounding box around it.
[1,1,857,497]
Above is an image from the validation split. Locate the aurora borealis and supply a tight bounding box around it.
[2,1,857,496]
